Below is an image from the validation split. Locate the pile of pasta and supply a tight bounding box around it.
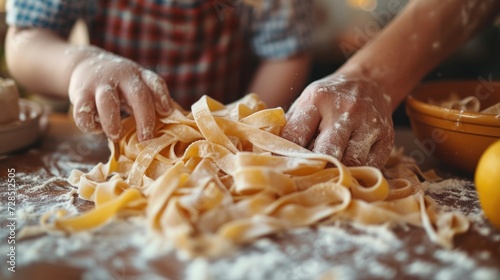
[47,94,469,257]
[433,93,500,115]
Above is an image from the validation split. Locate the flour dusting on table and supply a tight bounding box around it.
[1,163,499,280]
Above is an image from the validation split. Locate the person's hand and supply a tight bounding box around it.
[68,46,173,142]
[281,74,394,169]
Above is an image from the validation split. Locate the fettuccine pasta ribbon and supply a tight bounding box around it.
[43,94,469,257]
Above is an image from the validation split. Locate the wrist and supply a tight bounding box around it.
[335,62,412,111]
[65,45,104,75]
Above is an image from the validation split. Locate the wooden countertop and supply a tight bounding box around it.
[1,114,499,280]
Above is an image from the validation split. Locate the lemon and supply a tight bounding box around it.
[474,140,500,229]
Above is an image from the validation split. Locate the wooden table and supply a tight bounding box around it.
[1,114,499,280]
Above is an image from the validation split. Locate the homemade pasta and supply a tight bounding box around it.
[432,93,500,115]
[45,94,468,257]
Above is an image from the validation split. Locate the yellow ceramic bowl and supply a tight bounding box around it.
[405,80,500,174]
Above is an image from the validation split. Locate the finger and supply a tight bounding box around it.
[121,74,156,142]
[281,104,320,147]
[141,69,173,115]
[95,84,121,141]
[342,128,380,167]
[72,90,102,134]
[312,120,352,160]
[365,140,393,169]
[366,129,394,169]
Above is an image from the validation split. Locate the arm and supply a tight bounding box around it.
[248,52,311,110]
[5,27,173,141]
[245,0,314,109]
[338,0,500,110]
[6,27,85,98]
[283,0,500,168]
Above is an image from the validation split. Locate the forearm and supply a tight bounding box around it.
[337,0,500,110]
[5,27,93,98]
[248,52,311,109]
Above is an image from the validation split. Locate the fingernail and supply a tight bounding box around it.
[140,128,154,142]
[160,94,173,114]
[109,131,121,142]
[75,114,96,133]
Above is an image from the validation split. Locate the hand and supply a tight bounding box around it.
[281,74,394,169]
[68,46,173,142]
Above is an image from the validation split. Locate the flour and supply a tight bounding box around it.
[75,103,98,132]
[141,69,172,115]
[423,178,500,240]
[345,125,380,164]
[2,160,499,280]
[406,261,438,278]
[181,177,500,280]
[471,268,500,280]
[78,105,93,114]
[414,244,426,255]
[24,176,67,194]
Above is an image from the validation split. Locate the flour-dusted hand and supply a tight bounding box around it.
[281,75,394,169]
[67,46,173,142]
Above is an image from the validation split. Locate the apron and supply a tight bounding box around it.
[87,0,251,109]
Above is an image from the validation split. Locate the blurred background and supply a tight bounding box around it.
[0,0,499,125]
[311,0,500,126]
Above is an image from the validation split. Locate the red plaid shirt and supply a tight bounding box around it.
[90,1,248,108]
[7,0,314,109]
